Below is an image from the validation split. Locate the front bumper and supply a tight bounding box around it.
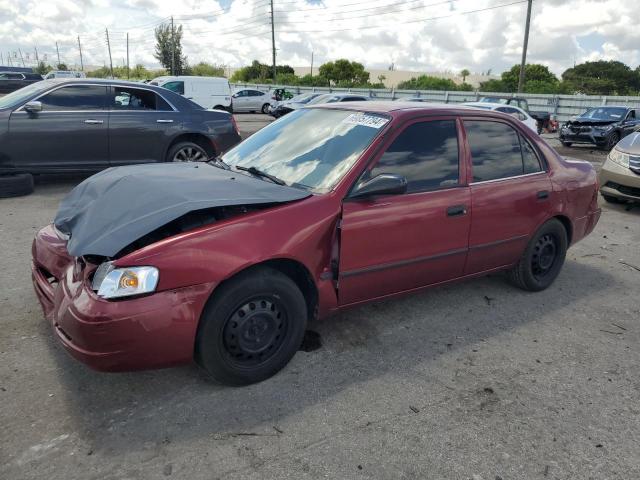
[31,224,214,372]
[599,159,640,201]
[559,129,611,146]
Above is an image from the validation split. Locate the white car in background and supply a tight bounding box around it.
[151,76,232,112]
[43,70,86,79]
[464,102,538,133]
[231,88,274,114]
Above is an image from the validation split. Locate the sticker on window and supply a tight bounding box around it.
[342,113,389,129]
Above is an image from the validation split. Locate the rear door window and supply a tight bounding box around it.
[369,120,459,192]
[38,85,107,111]
[465,120,525,182]
[112,86,172,111]
[465,120,543,181]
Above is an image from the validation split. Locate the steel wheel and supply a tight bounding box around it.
[531,233,558,280]
[172,145,207,162]
[222,297,288,367]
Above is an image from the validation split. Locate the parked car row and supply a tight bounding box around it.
[0,78,241,196]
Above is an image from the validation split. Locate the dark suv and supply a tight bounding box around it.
[560,106,640,150]
[0,71,43,94]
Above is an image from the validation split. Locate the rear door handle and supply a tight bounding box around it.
[447,205,467,217]
[156,119,174,123]
[537,190,550,200]
[84,119,103,124]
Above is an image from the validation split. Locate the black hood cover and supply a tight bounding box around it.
[55,163,310,257]
[568,118,617,126]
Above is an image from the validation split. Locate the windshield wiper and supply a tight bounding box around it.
[235,165,286,186]
[207,156,231,170]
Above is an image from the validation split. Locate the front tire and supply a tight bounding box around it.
[602,194,622,204]
[195,267,307,386]
[604,131,620,151]
[507,219,568,292]
[166,141,209,162]
[560,141,572,147]
[0,173,34,198]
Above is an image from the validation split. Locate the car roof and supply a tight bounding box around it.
[465,101,524,110]
[312,101,497,113]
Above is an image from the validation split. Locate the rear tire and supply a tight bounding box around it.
[507,219,568,292]
[0,173,34,198]
[261,103,271,114]
[195,267,307,386]
[166,141,209,162]
[560,141,572,147]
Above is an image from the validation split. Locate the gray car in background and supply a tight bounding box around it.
[0,79,241,178]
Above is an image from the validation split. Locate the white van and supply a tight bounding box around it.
[150,76,232,112]
[44,70,86,79]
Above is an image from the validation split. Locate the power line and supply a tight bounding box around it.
[277,0,529,32]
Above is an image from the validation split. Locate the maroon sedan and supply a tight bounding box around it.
[32,103,601,385]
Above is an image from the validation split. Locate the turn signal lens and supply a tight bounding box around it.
[118,271,139,289]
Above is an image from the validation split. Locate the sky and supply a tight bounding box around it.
[0,0,639,76]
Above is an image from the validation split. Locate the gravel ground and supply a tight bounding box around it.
[1,115,639,479]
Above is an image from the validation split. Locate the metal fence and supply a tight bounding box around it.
[231,83,640,122]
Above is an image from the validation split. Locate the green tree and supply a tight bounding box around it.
[397,75,459,91]
[34,61,52,75]
[230,60,294,83]
[56,63,68,71]
[188,62,225,77]
[318,59,369,87]
[154,23,188,75]
[562,60,639,95]
[478,79,508,92]
[460,69,470,83]
[501,63,559,92]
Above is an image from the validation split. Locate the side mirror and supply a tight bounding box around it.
[23,101,42,113]
[351,173,408,199]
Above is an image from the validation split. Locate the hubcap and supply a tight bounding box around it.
[173,146,206,162]
[531,234,557,279]
[223,298,287,366]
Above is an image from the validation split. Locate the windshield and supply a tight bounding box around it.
[307,94,340,105]
[222,108,389,193]
[0,81,52,109]
[579,107,627,121]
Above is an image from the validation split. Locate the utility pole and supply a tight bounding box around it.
[77,36,83,71]
[1,52,3,66]
[34,47,39,63]
[310,51,314,78]
[171,16,175,75]
[7,52,12,67]
[270,0,276,81]
[18,48,25,67]
[126,32,130,79]
[517,0,533,93]
[105,28,114,78]
[55,42,61,67]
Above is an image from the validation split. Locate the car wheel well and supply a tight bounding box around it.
[553,215,573,245]
[210,260,319,324]
[167,134,215,159]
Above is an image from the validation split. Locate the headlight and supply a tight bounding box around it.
[91,262,159,299]
[595,124,614,132]
[608,148,630,168]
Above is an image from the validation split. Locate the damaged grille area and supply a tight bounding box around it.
[115,204,274,258]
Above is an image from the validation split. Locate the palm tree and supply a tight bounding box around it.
[460,69,470,83]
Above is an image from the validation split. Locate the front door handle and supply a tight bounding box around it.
[156,119,174,123]
[447,205,467,217]
[84,119,103,124]
[537,190,550,200]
